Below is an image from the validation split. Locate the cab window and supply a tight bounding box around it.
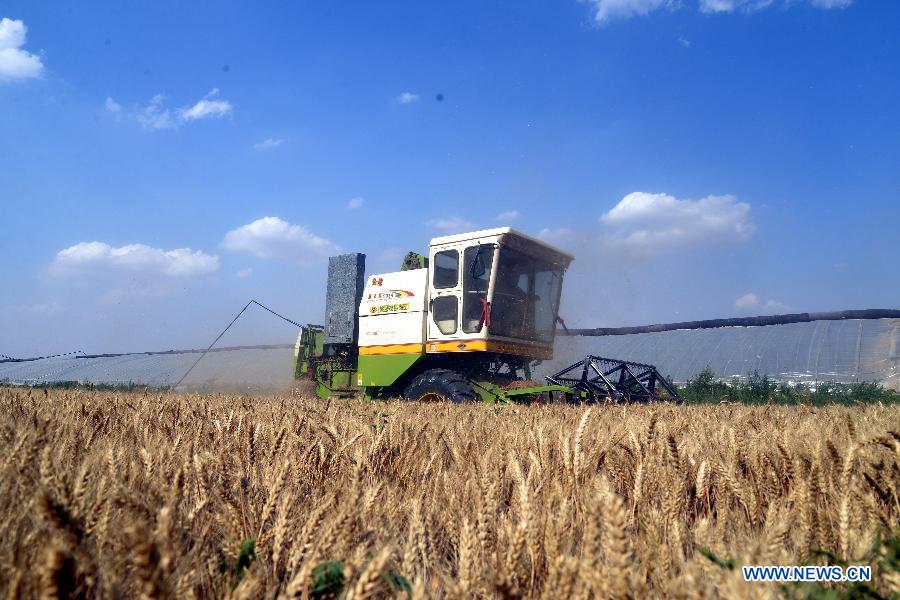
[432,296,458,334]
[432,250,459,289]
[463,244,494,333]
[491,247,563,343]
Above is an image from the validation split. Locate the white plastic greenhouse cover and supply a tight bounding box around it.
[1,318,897,392]
[542,318,899,387]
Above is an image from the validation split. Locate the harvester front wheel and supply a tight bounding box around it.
[402,369,479,403]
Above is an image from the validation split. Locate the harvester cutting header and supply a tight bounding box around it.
[295,227,680,403]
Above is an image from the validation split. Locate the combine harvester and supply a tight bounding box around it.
[294,227,681,404]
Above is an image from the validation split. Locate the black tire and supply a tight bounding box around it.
[402,369,479,403]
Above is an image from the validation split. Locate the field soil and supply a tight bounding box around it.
[1,387,898,598]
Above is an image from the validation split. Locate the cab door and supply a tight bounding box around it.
[427,245,463,341]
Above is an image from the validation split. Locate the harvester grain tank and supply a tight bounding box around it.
[295,227,680,403]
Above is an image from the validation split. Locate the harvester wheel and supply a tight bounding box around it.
[402,369,479,403]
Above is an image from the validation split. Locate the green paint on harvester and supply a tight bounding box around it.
[358,353,424,387]
[294,325,324,378]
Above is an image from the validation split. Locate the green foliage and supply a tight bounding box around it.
[695,543,736,570]
[216,538,257,588]
[383,567,412,594]
[684,367,719,403]
[234,539,256,579]
[781,531,900,600]
[678,367,899,406]
[307,559,411,599]
[697,532,900,599]
[311,560,345,599]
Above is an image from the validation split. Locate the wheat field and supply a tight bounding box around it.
[1,387,898,599]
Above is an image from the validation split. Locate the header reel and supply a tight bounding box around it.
[546,355,683,404]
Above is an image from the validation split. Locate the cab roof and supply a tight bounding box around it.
[429,227,574,261]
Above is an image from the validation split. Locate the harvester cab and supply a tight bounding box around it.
[294,227,681,403]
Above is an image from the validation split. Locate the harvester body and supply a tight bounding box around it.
[295,227,680,403]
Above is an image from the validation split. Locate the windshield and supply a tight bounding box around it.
[462,245,495,333]
[490,247,564,343]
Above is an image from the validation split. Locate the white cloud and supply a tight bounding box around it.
[699,0,849,12]
[582,0,677,23]
[764,299,790,312]
[583,0,851,21]
[104,97,121,113]
[252,137,284,150]
[809,0,852,7]
[347,196,365,210]
[535,228,580,253]
[180,88,232,121]
[398,92,419,104]
[677,36,691,47]
[537,227,574,243]
[600,191,754,255]
[236,268,253,278]
[699,0,773,12]
[426,217,475,231]
[0,18,26,52]
[136,94,175,129]
[734,293,790,313]
[700,0,733,11]
[0,18,44,81]
[734,292,759,310]
[495,210,521,222]
[222,216,339,261]
[133,89,232,130]
[53,241,219,277]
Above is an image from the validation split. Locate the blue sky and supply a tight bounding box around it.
[1,0,898,356]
